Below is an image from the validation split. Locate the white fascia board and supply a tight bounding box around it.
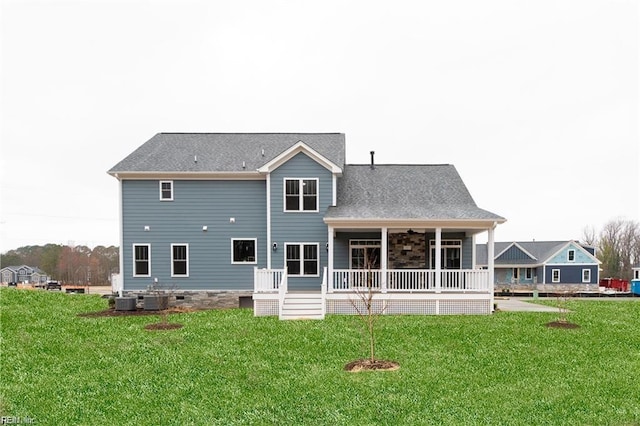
[257,141,342,175]
[322,218,504,230]
[109,171,264,180]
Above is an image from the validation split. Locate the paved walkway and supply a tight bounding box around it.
[495,297,561,312]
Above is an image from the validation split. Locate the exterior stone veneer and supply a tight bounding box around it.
[388,232,426,269]
[123,290,253,309]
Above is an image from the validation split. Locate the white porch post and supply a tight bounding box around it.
[381,226,388,293]
[488,224,496,311]
[435,227,442,293]
[327,224,334,293]
[266,174,272,269]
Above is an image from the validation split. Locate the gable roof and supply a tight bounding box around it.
[324,164,505,223]
[476,241,599,266]
[108,133,345,176]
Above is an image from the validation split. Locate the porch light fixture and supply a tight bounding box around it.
[326,242,329,251]
[144,226,150,231]
[272,242,278,251]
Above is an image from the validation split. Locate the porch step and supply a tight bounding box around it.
[280,292,324,320]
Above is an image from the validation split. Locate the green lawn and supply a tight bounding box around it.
[1,289,639,425]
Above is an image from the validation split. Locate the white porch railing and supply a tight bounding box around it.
[254,268,286,293]
[332,269,489,292]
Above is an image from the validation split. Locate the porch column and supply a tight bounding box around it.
[488,224,496,311]
[327,225,334,293]
[381,226,388,293]
[435,227,442,293]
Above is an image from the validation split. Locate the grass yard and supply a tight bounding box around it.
[1,289,639,425]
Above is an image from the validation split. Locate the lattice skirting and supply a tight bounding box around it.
[326,298,491,315]
[254,299,279,316]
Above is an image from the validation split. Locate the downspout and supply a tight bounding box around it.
[488,222,496,312]
[116,174,124,298]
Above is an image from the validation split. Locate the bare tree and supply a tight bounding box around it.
[595,218,640,281]
[349,256,386,363]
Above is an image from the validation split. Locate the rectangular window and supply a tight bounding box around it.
[525,268,532,280]
[171,244,188,276]
[284,179,318,212]
[429,240,462,269]
[567,249,575,262]
[552,269,560,283]
[160,181,173,201]
[513,268,519,280]
[232,239,257,264]
[582,269,591,283]
[133,244,150,277]
[285,243,319,276]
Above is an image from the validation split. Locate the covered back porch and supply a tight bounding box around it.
[253,221,499,318]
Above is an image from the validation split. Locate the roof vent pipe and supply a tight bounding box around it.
[370,151,375,169]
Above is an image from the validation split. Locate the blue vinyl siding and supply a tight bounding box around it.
[122,180,267,291]
[544,265,598,284]
[496,245,535,262]
[547,243,595,264]
[270,153,333,290]
[334,232,382,269]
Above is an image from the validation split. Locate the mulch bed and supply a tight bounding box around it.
[546,320,580,329]
[344,359,400,372]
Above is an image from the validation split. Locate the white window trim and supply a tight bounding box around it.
[159,180,174,201]
[567,249,575,262]
[582,268,591,283]
[285,242,320,277]
[231,238,258,265]
[132,243,151,277]
[171,243,189,277]
[429,239,463,269]
[283,178,319,213]
[525,268,533,280]
[349,239,382,270]
[552,269,560,283]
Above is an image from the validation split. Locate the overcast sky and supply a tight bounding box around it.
[1,0,638,254]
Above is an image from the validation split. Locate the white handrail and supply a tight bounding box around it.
[332,269,489,292]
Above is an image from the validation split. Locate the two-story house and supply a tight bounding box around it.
[109,133,505,318]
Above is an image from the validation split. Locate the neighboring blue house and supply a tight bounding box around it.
[476,241,600,292]
[109,133,505,318]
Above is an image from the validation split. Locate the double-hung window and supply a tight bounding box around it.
[133,244,150,277]
[582,269,591,283]
[286,243,319,276]
[160,181,173,201]
[171,244,189,277]
[567,249,575,262]
[284,179,318,212]
[552,269,560,283]
[232,239,257,264]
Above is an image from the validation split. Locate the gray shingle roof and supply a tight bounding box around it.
[108,133,345,173]
[324,164,505,221]
[476,241,584,266]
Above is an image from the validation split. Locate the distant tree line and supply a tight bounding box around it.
[583,218,640,281]
[1,244,119,285]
